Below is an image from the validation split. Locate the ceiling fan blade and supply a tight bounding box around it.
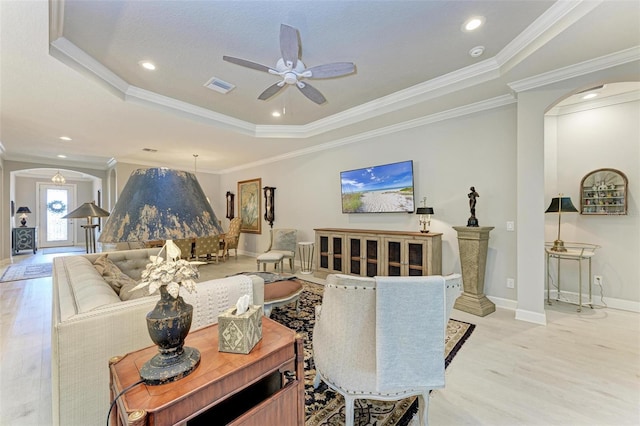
[279,24,299,69]
[297,81,326,105]
[258,82,286,101]
[223,56,273,73]
[305,62,356,79]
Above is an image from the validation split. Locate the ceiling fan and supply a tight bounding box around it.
[223,24,356,105]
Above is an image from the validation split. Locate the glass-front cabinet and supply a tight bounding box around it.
[384,238,428,276]
[580,168,628,215]
[314,228,442,278]
[347,234,380,277]
[316,232,345,275]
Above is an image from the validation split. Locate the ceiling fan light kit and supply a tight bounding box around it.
[223,24,355,105]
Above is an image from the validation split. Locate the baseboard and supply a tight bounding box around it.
[514,309,547,325]
[487,295,518,311]
[548,289,640,313]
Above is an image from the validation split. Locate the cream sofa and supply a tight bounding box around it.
[51,248,264,426]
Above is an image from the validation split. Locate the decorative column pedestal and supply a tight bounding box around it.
[453,226,495,317]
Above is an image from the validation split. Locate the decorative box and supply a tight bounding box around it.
[218,305,263,354]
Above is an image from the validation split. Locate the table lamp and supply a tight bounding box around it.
[99,167,224,385]
[416,197,434,233]
[16,206,31,227]
[62,202,110,253]
[545,195,578,252]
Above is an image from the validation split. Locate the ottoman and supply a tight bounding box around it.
[263,279,303,318]
[256,252,284,273]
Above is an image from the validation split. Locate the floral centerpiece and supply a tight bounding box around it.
[131,256,199,298]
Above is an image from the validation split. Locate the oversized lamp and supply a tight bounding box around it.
[16,206,31,227]
[99,168,223,385]
[62,202,110,253]
[545,195,578,252]
[415,197,434,233]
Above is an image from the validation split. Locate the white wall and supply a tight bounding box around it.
[220,105,519,301]
[545,99,640,306]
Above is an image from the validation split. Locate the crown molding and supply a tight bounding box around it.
[508,46,640,93]
[125,86,256,135]
[221,94,516,173]
[496,0,602,73]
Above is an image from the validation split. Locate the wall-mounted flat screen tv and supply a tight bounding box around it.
[341,160,415,213]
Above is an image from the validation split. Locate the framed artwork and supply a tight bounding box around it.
[237,178,261,234]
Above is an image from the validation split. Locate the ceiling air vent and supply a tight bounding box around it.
[204,77,235,94]
[142,148,158,153]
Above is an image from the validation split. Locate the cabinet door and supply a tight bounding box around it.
[316,233,345,274]
[384,238,404,276]
[405,239,428,276]
[347,235,380,277]
[384,237,428,276]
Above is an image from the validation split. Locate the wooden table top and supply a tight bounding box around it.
[110,318,297,425]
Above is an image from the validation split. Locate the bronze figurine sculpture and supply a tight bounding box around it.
[467,186,479,227]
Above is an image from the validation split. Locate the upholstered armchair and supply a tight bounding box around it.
[173,238,193,260]
[224,217,241,259]
[313,273,462,426]
[194,235,222,263]
[265,228,297,272]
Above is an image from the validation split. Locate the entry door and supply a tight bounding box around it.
[38,183,76,247]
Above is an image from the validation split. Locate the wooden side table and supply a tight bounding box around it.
[109,317,304,426]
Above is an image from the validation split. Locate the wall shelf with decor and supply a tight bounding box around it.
[580,168,628,215]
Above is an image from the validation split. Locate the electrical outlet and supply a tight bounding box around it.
[507,278,515,288]
[506,221,515,231]
[594,275,603,286]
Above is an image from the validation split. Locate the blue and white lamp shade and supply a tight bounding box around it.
[99,168,223,243]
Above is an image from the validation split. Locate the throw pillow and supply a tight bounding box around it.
[119,280,152,301]
[93,254,138,295]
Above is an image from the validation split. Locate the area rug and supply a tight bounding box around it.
[0,263,53,282]
[269,281,475,426]
[42,246,85,254]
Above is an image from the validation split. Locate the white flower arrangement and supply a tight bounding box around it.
[131,256,200,298]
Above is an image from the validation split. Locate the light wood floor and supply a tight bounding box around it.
[1,249,638,425]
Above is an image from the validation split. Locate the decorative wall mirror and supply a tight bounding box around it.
[225,191,235,219]
[580,168,628,215]
[263,186,276,227]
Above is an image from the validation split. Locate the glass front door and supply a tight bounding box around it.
[38,183,75,247]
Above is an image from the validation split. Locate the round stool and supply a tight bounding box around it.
[263,279,303,318]
[256,252,284,273]
[298,242,314,275]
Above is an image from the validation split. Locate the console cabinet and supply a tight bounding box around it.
[12,227,38,254]
[315,228,442,278]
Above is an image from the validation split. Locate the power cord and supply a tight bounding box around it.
[107,378,145,426]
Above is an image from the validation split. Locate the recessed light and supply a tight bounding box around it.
[582,93,598,100]
[462,16,485,32]
[469,46,485,58]
[272,111,281,117]
[57,154,67,158]
[139,61,156,71]
[59,136,72,141]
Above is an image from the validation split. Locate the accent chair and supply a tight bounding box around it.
[264,228,297,272]
[313,273,462,426]
[224,217,242,259]
[194,235,222,263]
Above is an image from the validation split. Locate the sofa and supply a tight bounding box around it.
[51,248,264,426]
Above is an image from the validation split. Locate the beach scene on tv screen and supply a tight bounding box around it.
[341,161,415,213]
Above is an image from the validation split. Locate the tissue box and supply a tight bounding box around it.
[218,305,263,354]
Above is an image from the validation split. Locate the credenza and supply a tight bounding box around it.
[314,228,442,278]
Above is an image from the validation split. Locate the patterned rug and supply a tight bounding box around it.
[0,263,53,282]
[269,281,475,426]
